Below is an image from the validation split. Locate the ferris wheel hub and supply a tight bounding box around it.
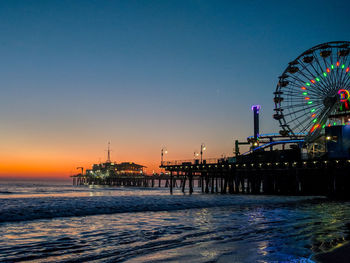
[323,96,337,108]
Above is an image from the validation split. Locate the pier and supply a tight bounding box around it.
[72,157,350,198]
[72,173,202,192]
[160,158,350,198]
[72,41,350,199]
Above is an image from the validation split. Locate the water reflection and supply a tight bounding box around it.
[1,198,350,262]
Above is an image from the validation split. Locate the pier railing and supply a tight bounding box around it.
[161,157,227,166]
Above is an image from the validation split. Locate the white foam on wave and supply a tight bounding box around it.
[0,194,319,223]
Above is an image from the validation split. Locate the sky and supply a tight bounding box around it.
[0,0,349,179]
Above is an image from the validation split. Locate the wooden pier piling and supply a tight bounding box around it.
[160,159,350,198]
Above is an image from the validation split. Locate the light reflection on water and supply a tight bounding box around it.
[0,183,187,198]
[0,182,208,199]
[0,197,350,262]
[0,183,350,262]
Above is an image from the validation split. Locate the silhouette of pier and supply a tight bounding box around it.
[160,158,350,198]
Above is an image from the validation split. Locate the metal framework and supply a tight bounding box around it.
[274,41,350,142]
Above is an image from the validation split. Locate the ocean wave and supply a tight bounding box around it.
[0,195,320,224]
[0,191,15,194]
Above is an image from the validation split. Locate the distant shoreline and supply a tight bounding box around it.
[0,178,71,183]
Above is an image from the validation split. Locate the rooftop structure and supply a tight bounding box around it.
[86,161,146,178]
[75,143,146,179]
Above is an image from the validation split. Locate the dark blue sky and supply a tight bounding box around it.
[0,0,349,175]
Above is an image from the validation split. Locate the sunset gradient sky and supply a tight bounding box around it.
[0,0,349,179]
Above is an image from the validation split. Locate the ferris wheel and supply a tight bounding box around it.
[273,41,350,142]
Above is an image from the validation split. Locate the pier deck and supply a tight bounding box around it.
[161,159,350,198]
[72,159,350,198]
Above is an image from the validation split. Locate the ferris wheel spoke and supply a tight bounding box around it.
[304,72,330,96]
[282,90,321,97]
[285,107,321,131]
[308,56,326,80]
[284,81,306,89]
[284,99,324,105]
[313,54,329,80]
[285,109,323,125]
[289,114,314,133]
[338,66,350,88]
[314,56,338,94]
[286,74,324,96]
[335,58,343,87]
[294,63,330,96]
[312,54,327,77]
[281,75,308,91]
[296,60,318,82]
[309,81,330,97]
[327,71,340,94]
[283,91,321,98]
[283,97,324,102]
[308,61,335,92]
[299,101,331,135]
[282,104,323,117]
[341,73,350,89]
[281,101,323,110]
[321,57,337,89]
[341,54,350,70]
[327,55,339,87]
[292,113,314,133]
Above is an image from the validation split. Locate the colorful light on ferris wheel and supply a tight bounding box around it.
[338,89,350,103]
[310,124,320,133]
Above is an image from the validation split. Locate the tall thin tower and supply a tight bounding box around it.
[107,141,111,163]
[251,105,260,141]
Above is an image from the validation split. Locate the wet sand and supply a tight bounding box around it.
[314,242,350,263]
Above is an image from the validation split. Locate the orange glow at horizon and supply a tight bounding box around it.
[0,155,163,179]
[0,120,250,180]
[0,144,173,179]
[0,144,250,179]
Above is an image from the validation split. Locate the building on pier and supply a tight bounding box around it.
[86,161,146,178]
[75,143,146,180]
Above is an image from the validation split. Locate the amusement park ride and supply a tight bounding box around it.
[237,41,350,161]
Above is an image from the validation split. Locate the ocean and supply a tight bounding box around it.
[0,181,350,262]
